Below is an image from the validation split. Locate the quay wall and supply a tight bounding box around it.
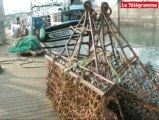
[109,5,159,29]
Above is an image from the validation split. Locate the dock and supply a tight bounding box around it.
[0,31,58,119]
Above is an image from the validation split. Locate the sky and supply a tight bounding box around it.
[4,0,31,14]
[3,0,117,15]
[3,0,53,14]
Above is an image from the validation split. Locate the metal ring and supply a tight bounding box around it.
[83,1,92,10]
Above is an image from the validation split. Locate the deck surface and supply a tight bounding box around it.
[0,32,58,119]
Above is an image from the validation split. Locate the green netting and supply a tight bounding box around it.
[9,36,41,53]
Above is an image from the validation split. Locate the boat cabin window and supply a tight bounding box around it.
[62,12,70,21]
[61,9,84,22]
[52,13,61,22]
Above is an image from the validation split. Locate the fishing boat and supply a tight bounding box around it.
[42,5,84,42]
[31,0,85,50]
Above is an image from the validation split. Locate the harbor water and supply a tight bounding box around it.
[120,25,159,70]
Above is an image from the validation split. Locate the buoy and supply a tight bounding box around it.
[39,27,45,41]
[28,25,35,36]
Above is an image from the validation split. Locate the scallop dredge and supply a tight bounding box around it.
[46,1,159,119]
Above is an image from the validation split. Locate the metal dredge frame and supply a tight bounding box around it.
[46,1,159,119]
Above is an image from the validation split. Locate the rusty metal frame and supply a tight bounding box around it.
[45,1,159,119]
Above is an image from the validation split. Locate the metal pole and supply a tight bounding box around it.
[0,0,6,44]
[118,0,121,30]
